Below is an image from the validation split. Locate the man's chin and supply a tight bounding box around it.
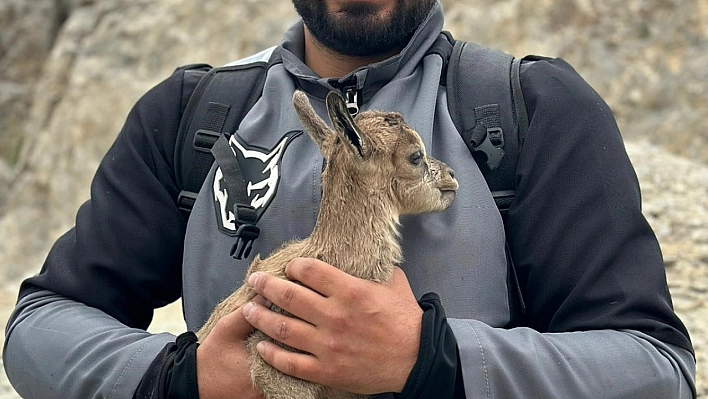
[294,0,435,58]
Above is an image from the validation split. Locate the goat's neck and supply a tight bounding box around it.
[308,172,401,283]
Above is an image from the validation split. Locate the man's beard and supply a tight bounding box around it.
[292,0,435,57]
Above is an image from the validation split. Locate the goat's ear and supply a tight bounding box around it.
[292,91,330,149]
[326,91,367,158]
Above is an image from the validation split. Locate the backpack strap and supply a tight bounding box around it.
[175,47,282,218]
[437,33,530,325]
[444,36,529,217]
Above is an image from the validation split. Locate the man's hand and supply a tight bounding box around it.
[196,303,266,399]
[242,258,423,395]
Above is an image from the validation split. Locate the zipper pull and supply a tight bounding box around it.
[343,87,359,117]
[329,76,361,117]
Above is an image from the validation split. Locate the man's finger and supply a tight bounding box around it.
[242,300,320,354]
[210,303,256,342]
[247,271,328,323]
[284,257,357,297]
[255,339,325,384]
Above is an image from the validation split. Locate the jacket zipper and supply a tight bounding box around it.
[329,76,361,117]
[343,87,359,117]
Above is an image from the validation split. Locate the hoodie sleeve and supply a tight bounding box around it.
[3,66,203,399]
[450,57,696,398]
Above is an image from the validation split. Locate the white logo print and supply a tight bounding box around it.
[213,131,301,234]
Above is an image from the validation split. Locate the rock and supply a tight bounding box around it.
[441,0,708,163]
[0,0,64,166]
[626,140,708,397]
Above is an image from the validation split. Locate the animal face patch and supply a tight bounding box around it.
[213,131,302,236]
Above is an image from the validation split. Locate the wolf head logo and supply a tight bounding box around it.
[213,131,302,235]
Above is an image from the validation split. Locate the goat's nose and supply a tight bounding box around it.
[447,167,455,179]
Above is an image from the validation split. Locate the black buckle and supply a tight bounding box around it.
[177,190,198,214]
[229,203,260,260]
[193,129,222,153]
[468,125,505,171]
[487,127,504,147]
[230,224,261,260]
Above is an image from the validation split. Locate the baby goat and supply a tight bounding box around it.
[197,91,459,399]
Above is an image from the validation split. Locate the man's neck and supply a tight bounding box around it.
[303,28,400,79]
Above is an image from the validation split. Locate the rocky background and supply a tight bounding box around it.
[0,0,706,397]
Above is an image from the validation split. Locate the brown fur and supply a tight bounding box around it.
[197,91,459,399]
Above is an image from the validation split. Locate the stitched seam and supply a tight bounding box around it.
[108,340,151,399]
[469,322,491,398]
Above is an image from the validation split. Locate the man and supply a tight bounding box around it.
[4,0,696,398]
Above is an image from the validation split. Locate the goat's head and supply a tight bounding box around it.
[293,91,458,215]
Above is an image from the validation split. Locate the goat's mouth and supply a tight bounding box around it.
[439,189,457,205]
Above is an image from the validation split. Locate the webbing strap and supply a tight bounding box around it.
[211,135,260,260]
[178,102,230,215]
[210,135,250,207]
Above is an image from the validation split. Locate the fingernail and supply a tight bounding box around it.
[243,302,254,318]
[257,341,266,354]
[247,272,260,287]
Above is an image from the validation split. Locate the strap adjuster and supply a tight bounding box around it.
[193,129,222,153]
[177,190,198,214]
[234,203,258,225]
[468,124,505,171]
[487,127,504,147]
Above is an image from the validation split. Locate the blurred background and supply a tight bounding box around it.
[0,0,706,397]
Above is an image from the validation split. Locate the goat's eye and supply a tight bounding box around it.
[409,150,423,166]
